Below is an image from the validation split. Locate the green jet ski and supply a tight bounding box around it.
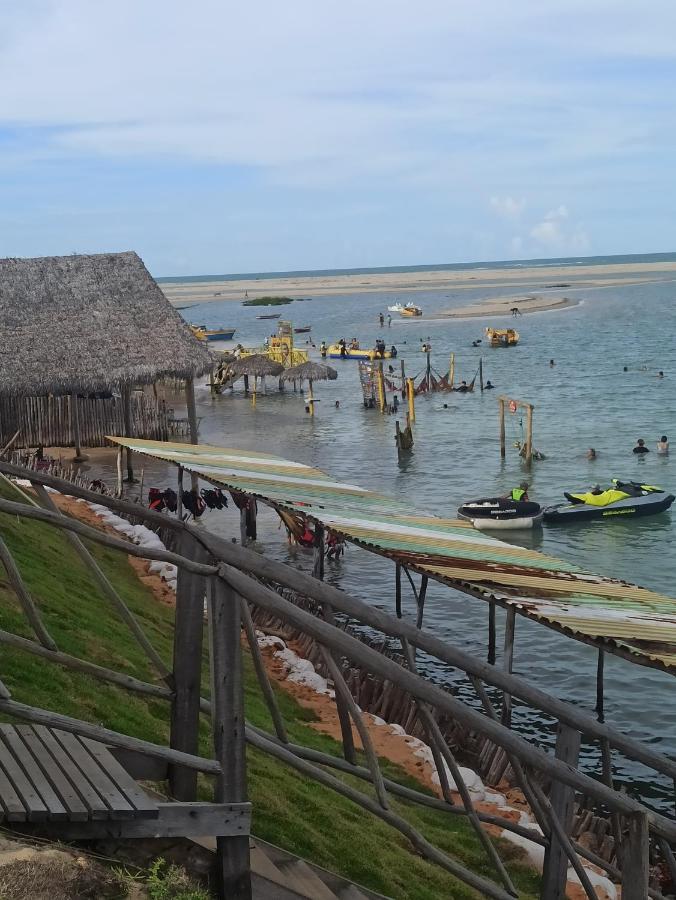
[543,480,675,523]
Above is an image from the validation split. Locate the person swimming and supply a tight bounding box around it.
[657,435,669,454]
[587,448,597,460]
[633,438,649,454]
[485,380,494,389]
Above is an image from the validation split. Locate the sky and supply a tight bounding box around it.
[0,1,675,276]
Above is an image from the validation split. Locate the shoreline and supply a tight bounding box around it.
[159,260,676,306]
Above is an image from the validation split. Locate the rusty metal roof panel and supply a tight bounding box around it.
[110,437,676,672]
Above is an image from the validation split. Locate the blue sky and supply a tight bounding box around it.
[0,1,675,276]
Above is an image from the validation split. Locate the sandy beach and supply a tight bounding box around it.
[160,260,676,306]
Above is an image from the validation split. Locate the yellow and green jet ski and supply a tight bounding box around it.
[543,480,675,523]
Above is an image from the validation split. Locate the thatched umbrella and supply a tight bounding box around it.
[281,361,338,415]
[228,354,284,395]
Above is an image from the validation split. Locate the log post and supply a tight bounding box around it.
[208,576,251,899]
[70,394,86,463]
[449,352,455,388]
[498,397,506,459]
[169,534,208,801]
[488,601,496,664]
[239,507,247,546]
[376,363,386,412]
[395,563,402,618]
[184,376,200,491]
[540,723,581,900]
[621,812,649,900]
[416,575,428,629]
[122,386,135,482]
[501,606,516,727]
[313,524,325,581]
[479,357,484,393]
[596,648,605,723]
[177,466,184,521]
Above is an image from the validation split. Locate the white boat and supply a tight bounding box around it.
[457,498,543,531]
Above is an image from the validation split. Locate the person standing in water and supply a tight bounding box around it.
[633,439,650,454]
[657,435,669,454]
[379,313,385,327]
[509,482,529,501]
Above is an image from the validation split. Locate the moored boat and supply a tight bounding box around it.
[400,303,423,317]
[543,480,675,523]
[485,327,519,347]
[458,497,543,530]
[257,313,282,320]
[190,325,236,342]
[294,326,312,333]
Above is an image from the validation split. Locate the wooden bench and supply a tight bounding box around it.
[0,724,250,841]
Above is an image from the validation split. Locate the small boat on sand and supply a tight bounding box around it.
[190,325,236,342]
[544,480,675,523]
[485,327,519,347]
[458,497,543,530]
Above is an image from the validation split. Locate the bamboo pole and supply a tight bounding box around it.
[307,379,315,416]
[376,363,386,412]
[122,386,135,482]
[525,403,534,465]
[184,376,200,491]
[406,377,415,423]
[70,394,86,462]
[479,357,484,393]
[498,397,506,459]
[116,446,123,497]
[449,352,455,388]
[501,606,516,727]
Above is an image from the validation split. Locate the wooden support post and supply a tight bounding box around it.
[122,386,134,482]
[70,394,86,462]
[449,352,455,388]
[498,397,506,459]
[426,351,431,384]
[169,534,208,801]
[209,367,216,395]
[116,446,123,498]
[406,377,415,423]
[596,648,605,723]
[525,403,533,465]
[239,507,247,546]
[208,576,251,900]
[313,524,325,581]
[246,499,257,542]
[501,607,516,728]
[621,812,649,900]
[400,359,406,391]
[184,377,200,491]
[540,723,581,900]
[177,466,184,521]
[307,379,315,416]
[395,563,402,619]
[243,374,249,394]
[479,357,484,393]
[416,575,428,629]
[488,601,496,664]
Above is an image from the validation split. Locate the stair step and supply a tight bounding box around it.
[274,857,340,900]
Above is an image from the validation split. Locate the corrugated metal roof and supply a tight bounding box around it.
[110,437,676,672]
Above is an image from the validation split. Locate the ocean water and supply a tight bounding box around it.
[155,250,676,284]
[146,265,676,809]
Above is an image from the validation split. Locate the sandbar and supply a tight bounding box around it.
[438,294,579,319]
[159,260,676,306]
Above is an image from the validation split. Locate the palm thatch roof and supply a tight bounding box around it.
[0,251,212,397]
[229,354,284,377]
[281,361,338,382]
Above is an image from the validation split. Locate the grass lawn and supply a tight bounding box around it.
[0,481,540,899]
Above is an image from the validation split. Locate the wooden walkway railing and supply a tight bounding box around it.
[0,460,673,899]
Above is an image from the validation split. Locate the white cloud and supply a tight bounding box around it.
[530,209,589,252]
[490,196,525,220]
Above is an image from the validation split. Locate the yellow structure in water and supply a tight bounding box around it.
[241,321,309,367]
[485,327,519,347]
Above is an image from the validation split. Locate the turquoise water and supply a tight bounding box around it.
[168,269,676,808]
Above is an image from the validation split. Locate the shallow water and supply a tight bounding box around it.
[154,276,676,808]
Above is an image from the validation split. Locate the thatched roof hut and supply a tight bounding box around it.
[229,355,284,378]
[281,361,338,383]
[0,251,211,397]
